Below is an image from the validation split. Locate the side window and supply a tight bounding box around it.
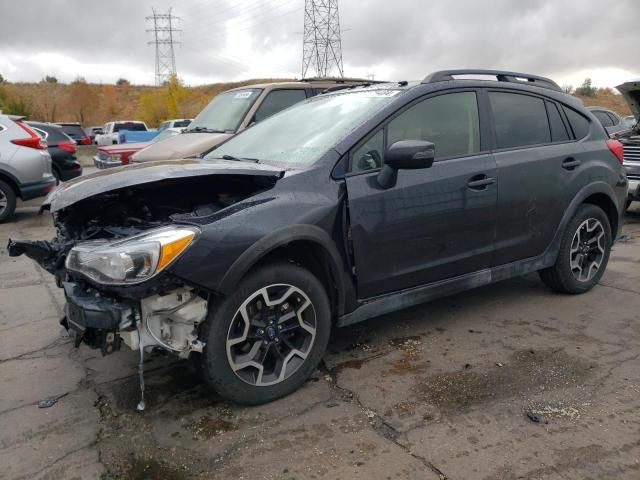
[563,106,590,139]
[351,129,385,172]
[489,92,550,149]
[545,101,570,142]
[387,92,480,159]
[593,111,613,127]
[254,89,307,123]
[606,112,620,125]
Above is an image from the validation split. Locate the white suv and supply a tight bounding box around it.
[0,115,55,222]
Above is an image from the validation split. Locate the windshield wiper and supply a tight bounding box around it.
[220,154,260,163]
[185,126,225,133]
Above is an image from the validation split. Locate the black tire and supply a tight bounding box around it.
[199,262,331,405]
[539,204,611,294]
[0,179,17,223]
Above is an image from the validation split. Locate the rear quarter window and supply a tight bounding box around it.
[563,106,590,139]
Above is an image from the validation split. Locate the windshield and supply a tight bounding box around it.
[152,128,180,143]
[187,88,262,133]
[206,89,400,167]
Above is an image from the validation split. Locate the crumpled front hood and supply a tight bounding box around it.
[43,159,284,212]
[98,141,151,154]
[617,79,640,121]
[132,132,233,162]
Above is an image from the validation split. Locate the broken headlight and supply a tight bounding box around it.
[65,226,198,285]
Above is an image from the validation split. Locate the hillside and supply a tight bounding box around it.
[0,79,633,128]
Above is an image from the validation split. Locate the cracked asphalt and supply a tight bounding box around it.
[2,194,640,480]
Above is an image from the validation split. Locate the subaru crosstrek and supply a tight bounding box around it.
[9,70,627,406]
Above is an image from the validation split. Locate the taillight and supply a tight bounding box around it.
[11,122,48,150]
[80,136,91,145]
[58,141,77,154]
[606,139,624,164]
[121,152,133,165]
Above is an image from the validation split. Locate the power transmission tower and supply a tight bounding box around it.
[146,8,181,85]
[302,0,344,78]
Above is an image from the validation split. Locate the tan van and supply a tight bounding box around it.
[131,79,375,163]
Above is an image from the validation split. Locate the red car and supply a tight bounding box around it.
[93,128,181,169]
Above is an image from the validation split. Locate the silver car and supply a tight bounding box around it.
[0,114,56,222]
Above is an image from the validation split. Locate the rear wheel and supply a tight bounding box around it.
[199,262,331,405]
[0,180,17,223]
[539,204,611,294]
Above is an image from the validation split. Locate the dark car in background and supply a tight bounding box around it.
[10,70,626,405]
[27,122,83,182]
[55,122,91,145]
[587,106,625,136]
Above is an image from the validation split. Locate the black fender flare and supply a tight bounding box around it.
[217,224,347,315]
[545,181,621,262]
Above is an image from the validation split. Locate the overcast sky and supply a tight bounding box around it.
[0,0,638,89]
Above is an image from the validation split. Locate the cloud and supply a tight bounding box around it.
[0,0,638,87]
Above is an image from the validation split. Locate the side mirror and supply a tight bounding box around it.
[377,140,435,189]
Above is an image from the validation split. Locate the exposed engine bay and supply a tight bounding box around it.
[7,169,280,409]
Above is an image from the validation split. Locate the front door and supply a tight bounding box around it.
[344,91,497,299]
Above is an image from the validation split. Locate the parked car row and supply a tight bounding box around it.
[8,70,635,407]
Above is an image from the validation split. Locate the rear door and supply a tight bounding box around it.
[489,90,580,265]
[345,90,497,298]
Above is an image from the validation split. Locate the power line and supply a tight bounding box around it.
[302,0,344,78]
[146,7,182,86]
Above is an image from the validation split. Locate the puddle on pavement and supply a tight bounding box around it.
[413,349,594,412]
[188,412,238,439]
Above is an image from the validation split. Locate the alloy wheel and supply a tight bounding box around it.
[0,188,7,216]
[570,218,606,282]
[226,284,317,386]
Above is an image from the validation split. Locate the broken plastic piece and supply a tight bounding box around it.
[136,330,146,412]
[38,398,58,408]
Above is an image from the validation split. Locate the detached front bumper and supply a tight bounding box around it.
[62,281,137,354]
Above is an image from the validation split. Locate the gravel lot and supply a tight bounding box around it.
[2,193,640,479]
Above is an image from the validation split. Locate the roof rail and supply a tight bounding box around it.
[422,69,561,92]
[302,77,383,84]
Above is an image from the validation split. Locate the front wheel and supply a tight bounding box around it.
[539,204,611,294]
[199,262,331,405]
[0,180,17,223]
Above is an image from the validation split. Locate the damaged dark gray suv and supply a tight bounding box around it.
[9,70,627,406]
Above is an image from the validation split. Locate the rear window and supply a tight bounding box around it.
[563,106,590,139]
[114,122,147,132]
[59,125,86,138]
[489,92,551,149]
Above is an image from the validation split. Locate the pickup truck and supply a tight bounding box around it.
[118,129,160,144]
[95,121,148,146]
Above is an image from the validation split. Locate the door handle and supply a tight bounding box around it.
[562,157,581,170]
[467,175,495,190]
